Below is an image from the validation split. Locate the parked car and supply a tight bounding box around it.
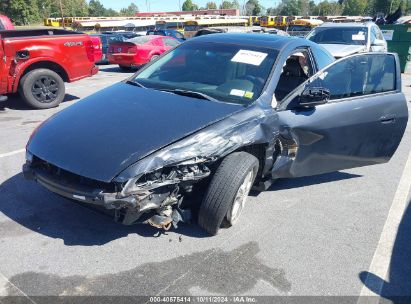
[90,35,103,63]
[0,29,98,108]
[23,34,408,235]
[107,35,180,70]
[0,15,14,30]
[91,32,141,64]
[147,29,186,42]
[306,22,387,58]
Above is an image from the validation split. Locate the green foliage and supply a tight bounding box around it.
[88,0,105,16]
[206,1,217,9]
[245,0,262,15]
[0,0,140,25]
[182,0,195,11]
[119,3,139,16]
[278,0,300,15]
[220,1,239,9]
[342,0,367,15]
[0,0,41,24]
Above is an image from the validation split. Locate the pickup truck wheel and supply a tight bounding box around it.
[198,152,259,235]
[19,69,65,109]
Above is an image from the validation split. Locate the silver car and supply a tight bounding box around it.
[306,22,387,58]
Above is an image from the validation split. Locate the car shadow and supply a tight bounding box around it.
[0,173,209,246]
[359,200,411,303]
[97,66,138,73]
[0,93,79,111]
[263,171,362,193]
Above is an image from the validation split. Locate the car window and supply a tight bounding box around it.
[108,35,123,44]
[0,20,4,30]
[133,41,278,105]
[307,26,368,46]
[311,46,334,70]
[164,38,179,47]
[274,49,315,101]
[306,54,396,100]
[370,27,378,43]
[127,36,152,45]
[373,26,384,40]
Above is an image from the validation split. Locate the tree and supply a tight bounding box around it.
[220,1,234,9]
[342,0,367,15]
[279,0,300,15]
[182,0,196,11]
[206,1,217,9]
[119,3,139,16]
[88,0,106,16]
[245,0,262,15]
[2,0,41,25]
[105,8,119,16]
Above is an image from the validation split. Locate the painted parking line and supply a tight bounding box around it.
[0,148,25,158]
[358,151,411,303]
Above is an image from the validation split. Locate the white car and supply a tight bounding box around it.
[306,22,387,58]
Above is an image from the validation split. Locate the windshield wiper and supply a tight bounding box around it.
[160,89,219,102]
[125,79,146,88]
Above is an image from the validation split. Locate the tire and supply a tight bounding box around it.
[119,65,132,71]
[19,69,65,109]
[198,152,259,235]
[150,55,160,62]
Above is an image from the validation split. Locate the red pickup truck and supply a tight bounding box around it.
[0,15,14,30]
[0,29,98,109]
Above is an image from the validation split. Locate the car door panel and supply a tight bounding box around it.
[0,38,6,94]
[273,53,408,179]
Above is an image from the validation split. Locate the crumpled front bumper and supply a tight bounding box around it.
[22,162,135,209]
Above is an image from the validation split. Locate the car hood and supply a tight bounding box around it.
[320,44,367,58]
[28,82,244,182]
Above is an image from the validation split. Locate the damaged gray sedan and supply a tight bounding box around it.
[23,34,408,235]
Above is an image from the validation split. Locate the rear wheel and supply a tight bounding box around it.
[19,69,65,109]
[198,152,259,235]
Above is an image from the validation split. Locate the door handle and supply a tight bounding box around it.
[380,114,396,124]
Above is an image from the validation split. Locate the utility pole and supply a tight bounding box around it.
[179,0,181,11]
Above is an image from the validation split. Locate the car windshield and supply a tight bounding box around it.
[307,27,368,45]
[131,41,278,105]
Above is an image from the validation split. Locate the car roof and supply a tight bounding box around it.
[190,33,303,50]
[319,22,374,28]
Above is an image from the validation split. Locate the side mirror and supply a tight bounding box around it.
[372,39,385,47]
[298,87,330,108]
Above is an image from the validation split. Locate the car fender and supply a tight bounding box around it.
[10,57,70,93]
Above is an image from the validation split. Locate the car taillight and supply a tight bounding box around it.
[128,46,138,54]
[85,40,94,62]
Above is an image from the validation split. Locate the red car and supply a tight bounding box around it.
[90,35,103,63]
[0,15,14,30]
[107,35,180,70]
[0,29,98,108]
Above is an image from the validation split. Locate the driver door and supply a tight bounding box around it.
[273,53,408,179]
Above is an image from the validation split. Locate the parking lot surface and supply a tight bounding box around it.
[0,65,410,299]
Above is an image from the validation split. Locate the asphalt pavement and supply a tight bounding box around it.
[0,65,410,301]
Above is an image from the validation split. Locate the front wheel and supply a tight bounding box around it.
[198,152,259,235]
[19,69,65,109]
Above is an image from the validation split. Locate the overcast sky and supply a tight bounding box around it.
[99,0,292,12]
